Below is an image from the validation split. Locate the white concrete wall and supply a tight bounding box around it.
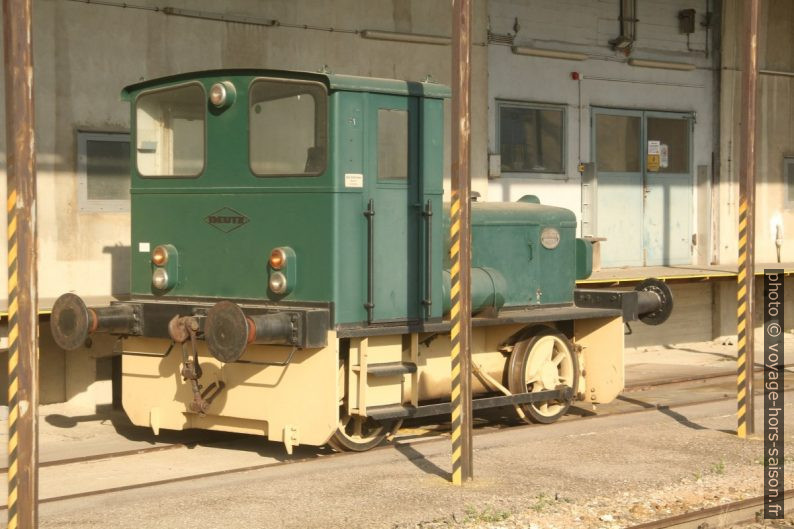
[0,0,493,404]
[486,0,716,261]
[0,0,787,408]
[0,0,491,312]
[720,0,794,265]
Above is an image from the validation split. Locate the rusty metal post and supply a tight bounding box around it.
[3,0,39,525]
[736,0,759,438]
[449,0,473,484]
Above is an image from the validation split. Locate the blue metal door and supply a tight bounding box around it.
[593,108,644,267]
[643,112,693,266]
[593,108,693,267]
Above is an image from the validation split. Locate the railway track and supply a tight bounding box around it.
[0,441,194,474]
[0,369,789,511]
[0,429,248,474]
[623,363,794,392]
[628,489,794,529]
[7,365,762,472]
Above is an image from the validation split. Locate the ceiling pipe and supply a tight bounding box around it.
[360,30,450,46]
[628,58,696,71]
[511,46,587,61]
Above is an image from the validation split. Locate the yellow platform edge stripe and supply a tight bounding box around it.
[576,268,794,285]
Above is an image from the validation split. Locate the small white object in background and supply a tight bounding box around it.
[775,223,783,262]
[138,242,151,253]
[770,213,783,262]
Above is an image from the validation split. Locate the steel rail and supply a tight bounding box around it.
[2,368,788,475]
[479,376,794,437]
[0,377,789,510]
[0,440,212,474]
[624,363,794,392]
[627,489,794,529]
[0,386,789,511]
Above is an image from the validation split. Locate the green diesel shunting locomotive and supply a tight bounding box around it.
[50,70,672,453]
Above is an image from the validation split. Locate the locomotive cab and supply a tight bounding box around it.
[50,69,672,453]
[128,71,447,329]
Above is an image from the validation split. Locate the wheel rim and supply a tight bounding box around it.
[523,334,575,418]
[338,412,387,443]
[329,408,393,451]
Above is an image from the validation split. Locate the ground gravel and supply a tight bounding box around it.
[393,443,793,529]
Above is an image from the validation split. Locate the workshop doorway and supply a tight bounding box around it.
[592,108,693,267]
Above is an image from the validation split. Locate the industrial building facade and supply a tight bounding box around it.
[0,0,791,406]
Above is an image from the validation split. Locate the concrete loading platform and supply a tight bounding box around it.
[0,333,792,528]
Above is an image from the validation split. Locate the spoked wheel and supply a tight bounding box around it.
[507,326,579,424]
[327,409,398,452]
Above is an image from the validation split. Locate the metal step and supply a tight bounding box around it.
[366,362,417,377]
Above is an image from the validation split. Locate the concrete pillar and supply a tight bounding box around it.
[711,279,738,342]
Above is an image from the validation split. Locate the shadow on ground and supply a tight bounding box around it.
[43,404,329,462]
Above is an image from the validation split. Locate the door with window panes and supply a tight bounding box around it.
[364,95,420,322]
[593,109,693,267]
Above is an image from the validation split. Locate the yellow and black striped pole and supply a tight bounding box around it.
[737,195,753,439]
[736,0,759,439]
[450,0,473,485]
[3,0,40,525]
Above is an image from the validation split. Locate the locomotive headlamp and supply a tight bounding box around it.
[151,245,169,266]
[540,227,561,250]
[152,268,170,290]
[267,246,296,297]
[150,244,178,292]
[268,271,288,295]
[269,248,287,270]
[209,81,236,108]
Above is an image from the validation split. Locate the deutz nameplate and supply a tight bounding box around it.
[205,207,250,233]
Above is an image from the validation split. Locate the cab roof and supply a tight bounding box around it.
[121,68,451,100]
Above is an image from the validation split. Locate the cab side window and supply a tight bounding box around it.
[136,83,205,177]
[377,108,408,180]
[250,79,328,176]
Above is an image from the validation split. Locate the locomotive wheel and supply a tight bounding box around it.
[507,326,579,424]
[327,409,397,452]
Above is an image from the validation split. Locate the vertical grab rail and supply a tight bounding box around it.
[363,199,375,323]
[422,200,433,317]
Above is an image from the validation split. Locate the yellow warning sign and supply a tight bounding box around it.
[647,154,660,172]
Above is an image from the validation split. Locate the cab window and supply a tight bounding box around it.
[136,83,205,177]
[249,79,327,176]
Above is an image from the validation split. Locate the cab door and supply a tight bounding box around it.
[363,94,421,323]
